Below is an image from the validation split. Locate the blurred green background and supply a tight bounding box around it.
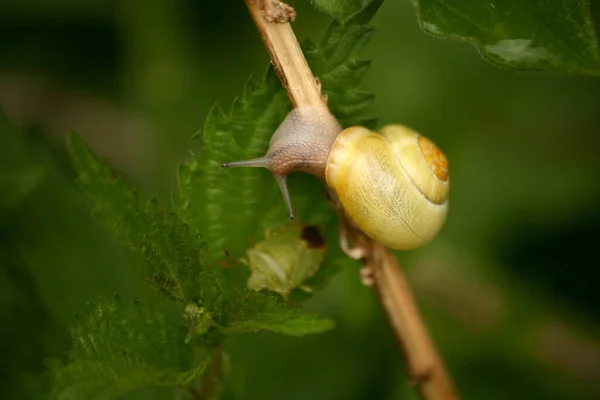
[2,1,600,399]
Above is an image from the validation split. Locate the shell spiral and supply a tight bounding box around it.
[325,125,449,250]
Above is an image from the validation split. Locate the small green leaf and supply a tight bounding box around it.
[246,223,326,298]
[68,134,216,304]
[47,296,210,400]
[411,0,600,75]
[220,290,334,336]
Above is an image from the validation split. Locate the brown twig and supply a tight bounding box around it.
[370,242,457,399]
[245,0,325,109]
[243,1,458,399]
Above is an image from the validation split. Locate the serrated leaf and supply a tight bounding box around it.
[411,0,600,75]
[47,297,210,400]
[66,5,380,351]
[219,290,334,336]
[174,71,291,264]
[174,2,381,266]
[69,134,216,304]
[305,0,382,129]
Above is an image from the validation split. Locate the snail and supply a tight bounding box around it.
[222,106,449,250]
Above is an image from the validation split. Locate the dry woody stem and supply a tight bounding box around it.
[245,0,325,109]
[244,1,458,399]
[370,242,457,400]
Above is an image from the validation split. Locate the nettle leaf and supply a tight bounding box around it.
[47,296,210,400]
[68,3,380,346]
[174,71,290,264]
[305,0,382,129]
[175,5,381,264]
[69,135,217,304]
[179,285,335,339]
[411,0,600,75]
[220,290,334,336]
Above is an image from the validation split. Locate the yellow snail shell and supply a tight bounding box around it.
[325,125,449,250]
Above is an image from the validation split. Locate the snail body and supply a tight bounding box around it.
[222,106,449,250]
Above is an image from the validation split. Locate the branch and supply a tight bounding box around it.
[244,1,458,399]
[370,242,457,400]
[245,0,325,108]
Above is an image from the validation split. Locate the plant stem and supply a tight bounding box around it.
[244,1,459,399]
[370,242,457,399]
[244,0,325,109]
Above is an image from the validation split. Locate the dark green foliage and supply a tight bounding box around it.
[305,0,383,129]
[173,71,291,264]
[69,134,204,304]
[0,237,66,400]
[173,3,382,265]
[3,0,600,399]
[48,5,385,398]
[411,0,600,75]
[46,296,210,400]
[0,114,47,222]
[68,133,334,336]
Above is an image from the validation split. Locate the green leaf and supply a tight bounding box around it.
[220,290,334,336]
[305,0,383,129]
[47,296,210,400]
[174,71,290,264]
[66,4,379,349]
[411,0,600,75]
[246,223,326,298]
[69,134,216,304]
[174,1,381,265]
[310,0,381,21]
